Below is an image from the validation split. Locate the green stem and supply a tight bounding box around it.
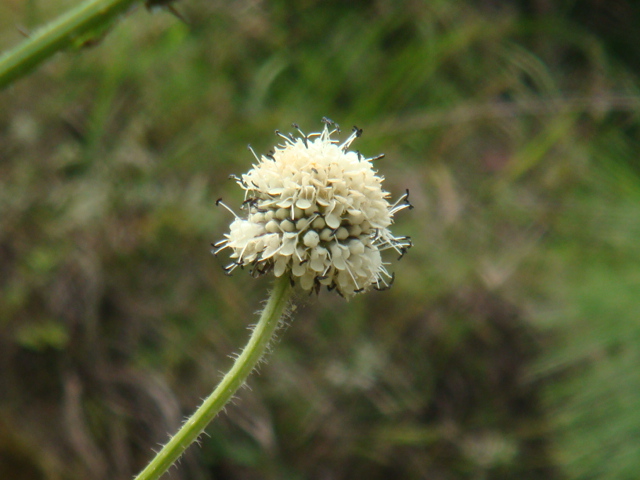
[134,275,292,480]
[0,0,143,90]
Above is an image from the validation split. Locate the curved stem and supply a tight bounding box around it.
[134,275,292,480]
[0,0,143,90]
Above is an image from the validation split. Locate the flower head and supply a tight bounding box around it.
[213,119,412,297]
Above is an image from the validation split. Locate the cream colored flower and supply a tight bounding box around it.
[213,119,412,297]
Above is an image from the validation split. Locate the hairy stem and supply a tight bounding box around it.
[134,275,292,480]
[0,0,143,90]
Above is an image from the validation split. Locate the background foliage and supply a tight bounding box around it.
[1,0,640,479]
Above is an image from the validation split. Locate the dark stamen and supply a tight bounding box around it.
[405,189,415,209]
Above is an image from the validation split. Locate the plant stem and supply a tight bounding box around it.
[134,275,292,480]
[0,0,143,90]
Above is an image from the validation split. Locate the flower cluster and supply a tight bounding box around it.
[213,119,412,297]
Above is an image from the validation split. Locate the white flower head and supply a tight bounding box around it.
[213,118,412,297]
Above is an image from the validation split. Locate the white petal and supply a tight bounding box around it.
[295,198,312,209]
[330,247,347,271]
[303,230,320,248]
[325,213,341,229]
[261,234,281,259]
[292,261,307,277]
[280,233,298,256]
[274,256,288,277]
[299,272,315,290]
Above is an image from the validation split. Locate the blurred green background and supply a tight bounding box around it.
[1,0,640,479]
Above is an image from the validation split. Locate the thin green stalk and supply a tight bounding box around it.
[134,275,292,480]
[0,0,143,90]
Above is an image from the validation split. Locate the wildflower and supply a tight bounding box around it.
[213,119,412,297]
